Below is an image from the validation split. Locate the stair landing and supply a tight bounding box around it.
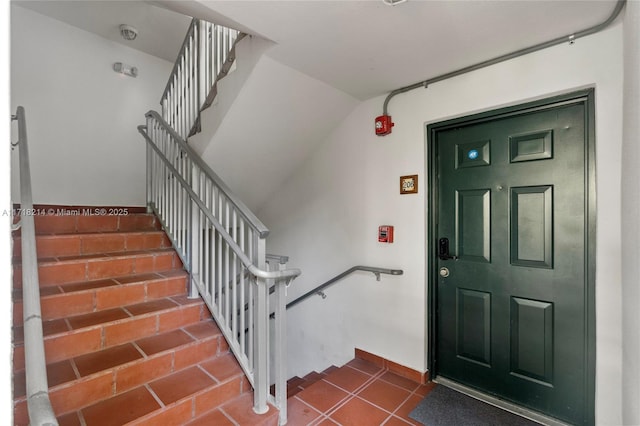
[286,358,435,425]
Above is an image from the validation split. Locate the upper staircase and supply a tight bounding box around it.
[11,209,278,425]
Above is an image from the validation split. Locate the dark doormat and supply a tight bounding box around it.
[409,385,541,426]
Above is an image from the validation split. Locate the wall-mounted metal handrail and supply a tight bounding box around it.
[286,266,403,310]
[138,113,300,423]
[12,106,59,426]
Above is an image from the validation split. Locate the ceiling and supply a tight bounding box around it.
[14,0,621,100]
[14,0,192,62]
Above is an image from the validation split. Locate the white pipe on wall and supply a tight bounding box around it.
[621,1,640,424]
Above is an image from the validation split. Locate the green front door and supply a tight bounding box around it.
[430,91,595,425]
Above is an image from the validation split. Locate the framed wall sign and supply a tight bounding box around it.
[400,174,418,194]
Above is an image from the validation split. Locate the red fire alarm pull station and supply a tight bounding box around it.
[378,225,394,243]
[375,115,394,136]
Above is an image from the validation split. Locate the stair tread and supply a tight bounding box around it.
[13,248,183,288]
[81,386,162,425]
[15,229,168,239]
[322,365,340,375]
[52,353,251,425]
[186,393,279,426]
[281,370,334,399]
[14,270,187,298]
[287,376,305,387]
[30,212,161,236]
[302,371,324,382]
[13,230,172,260]
[14,248,177,265]
[13,320,224,401]
[12,294,203,344]
[12,271,188,326]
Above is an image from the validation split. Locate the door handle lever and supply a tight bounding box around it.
[438,238,458,260]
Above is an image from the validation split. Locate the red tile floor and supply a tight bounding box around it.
[287,358,435,425]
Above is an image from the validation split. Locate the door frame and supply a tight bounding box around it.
[426,89,596,424]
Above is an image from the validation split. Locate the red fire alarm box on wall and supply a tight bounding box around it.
[378,225,394,243]
[375,115,394,136]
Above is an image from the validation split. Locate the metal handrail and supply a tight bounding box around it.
[12,107,59,426]
[138,112,300,422]
[286,266,403,310]
[160,18,242,139]
[161,18,198,103]
[144,110,269,237]
[138,123,299,281]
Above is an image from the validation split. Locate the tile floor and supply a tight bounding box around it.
[288,358,435,425]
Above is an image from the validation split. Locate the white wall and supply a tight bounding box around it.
[10,5,173,206]
[191,39,359,212]
[258,24,625,423]
[621,1,640,424]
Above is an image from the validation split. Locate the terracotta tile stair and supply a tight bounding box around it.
[12,210,278,426]
[279,366,339,399]
[286,358,435,425]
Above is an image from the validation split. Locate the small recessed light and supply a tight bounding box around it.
[382,0,408,5]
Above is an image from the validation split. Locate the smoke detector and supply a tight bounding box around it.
[382,0,408,5]
[119,24,138,41]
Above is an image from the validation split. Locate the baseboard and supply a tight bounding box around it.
[355,348,428,385]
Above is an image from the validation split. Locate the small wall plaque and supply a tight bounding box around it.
[400,174,418,194]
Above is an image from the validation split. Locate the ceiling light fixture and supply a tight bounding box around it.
[382,0,408,5]
[119,24,138,41]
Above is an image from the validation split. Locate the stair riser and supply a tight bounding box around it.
[13,275,187,325]
[18,376,249,426]
[130,399,193,426]
[14,374,247,426]
[131,377,249,426]
[13,232,172,259]
[13,303,206,368]
[14,337,227,418]
[13,251,183,287]
[31,214,161,234]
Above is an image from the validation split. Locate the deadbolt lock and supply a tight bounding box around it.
[439,267,450,278]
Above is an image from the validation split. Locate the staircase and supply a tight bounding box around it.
[12,209,278,425]
[282,366,338,399]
